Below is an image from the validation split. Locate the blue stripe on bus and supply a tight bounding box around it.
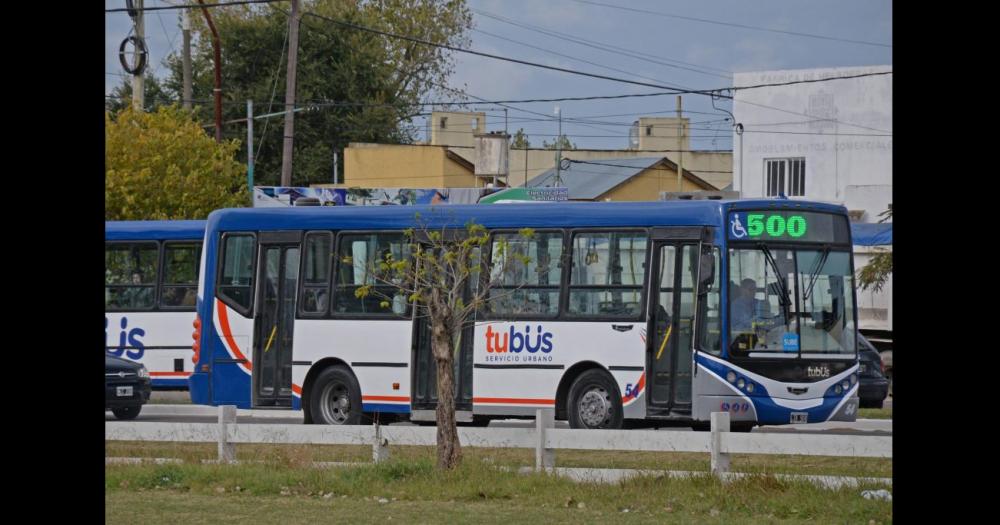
[151,378,191,389]
[362,403,412,414]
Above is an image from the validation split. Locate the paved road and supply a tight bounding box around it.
[110,403,890,435]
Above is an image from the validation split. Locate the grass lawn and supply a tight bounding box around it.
[106,458,892,524]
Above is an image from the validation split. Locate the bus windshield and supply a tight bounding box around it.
[728,246,855,357]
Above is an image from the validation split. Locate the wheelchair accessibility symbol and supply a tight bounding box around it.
[731,214,748,239]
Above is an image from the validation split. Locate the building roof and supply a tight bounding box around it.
[524,156,715,199]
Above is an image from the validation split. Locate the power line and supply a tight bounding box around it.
[472,8,731,80]
[106,0,287,13]
[567,0,892,48]
[301,11,708,96]
[301,10,891,101]
[471,27,691,92]
[567,159,731,174]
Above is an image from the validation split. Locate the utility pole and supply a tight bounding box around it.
[181,7,192,110]
[131,0,145,110]
[197,0,223,143]
[247,100,254,196]
[333,149,339,184]
[554,106,562,186]
[735,123,744,197]
[280,0,301,187]
[676,95,683,192]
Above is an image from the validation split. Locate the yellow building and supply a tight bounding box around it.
[327,110,731,196]
[339,142,488,188]
[526,157,716,201]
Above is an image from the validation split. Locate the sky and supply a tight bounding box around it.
[105,0,892,150]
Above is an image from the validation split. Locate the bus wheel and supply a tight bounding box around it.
[567,369,623,429]
[310,366,362,425]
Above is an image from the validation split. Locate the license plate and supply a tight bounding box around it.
[116,386,133,397]
[790,412,808,424]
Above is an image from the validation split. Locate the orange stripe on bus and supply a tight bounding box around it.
[216,299,252,371]
[150,372,191,377]
[292,384,302,395]
[362,395,410,402]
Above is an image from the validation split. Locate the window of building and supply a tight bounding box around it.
[440,117,448,129]
[765,158,806,197]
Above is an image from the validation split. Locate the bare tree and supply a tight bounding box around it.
[354,211,534,469]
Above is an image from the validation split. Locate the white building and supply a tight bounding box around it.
[732,65,892,344]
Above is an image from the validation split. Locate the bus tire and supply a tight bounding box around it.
[309,366,362,425]
[567,369,623,429]
[112,406,142,420]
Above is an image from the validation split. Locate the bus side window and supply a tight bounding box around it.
[161,242,200,310]
[301,231,333,315]
[105,241,158,311]
[218,234,255,313]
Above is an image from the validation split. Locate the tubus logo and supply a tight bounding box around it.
[806,365,830,378]
[106,317,146,360]
[485,325,554,353]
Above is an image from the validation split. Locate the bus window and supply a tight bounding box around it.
[487,231,563,317]
[218,234,256,313]
[334,233,410,315]
[106,242,158,311]
[301,232,332,315]
[568,232,647,318]
[161,242,200,309]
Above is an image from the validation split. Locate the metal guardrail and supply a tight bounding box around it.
[105,407,891,477]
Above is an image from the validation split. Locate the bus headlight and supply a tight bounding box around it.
[834,384,843,395]
[726,371,736,383]
[746,382,755,393]
[841,380,850,391]
[737,378,745,389]
[850,374,858,385]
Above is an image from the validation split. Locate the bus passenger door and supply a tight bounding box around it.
[647,228,705,416]
[252,232,301,408]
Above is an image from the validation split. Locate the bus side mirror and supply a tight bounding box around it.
[698,248,715,294]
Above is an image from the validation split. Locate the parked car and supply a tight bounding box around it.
[106,355,151,420]
[857,333,889,409]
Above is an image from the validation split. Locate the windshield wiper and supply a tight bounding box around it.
[803,245,831,301]
[757,243,791,312]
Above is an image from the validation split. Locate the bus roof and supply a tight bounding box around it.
[205,200,848,233]
[105,220,206,241]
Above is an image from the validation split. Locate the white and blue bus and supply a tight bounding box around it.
[106,221,205,389]
[189,201,860,428]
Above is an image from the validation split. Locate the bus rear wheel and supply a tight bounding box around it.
[567,369,623,429]
[309,366,362,425]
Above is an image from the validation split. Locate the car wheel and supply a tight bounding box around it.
[567,369,623,429]
[112,406,142,420]
[309,366,362,425]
